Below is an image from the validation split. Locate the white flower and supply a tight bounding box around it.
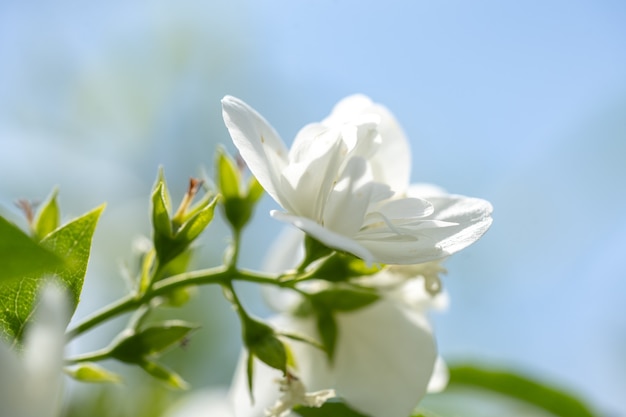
[222,94,492,265]
[0,282,69,417]
[229,228,450,417]
[265,373,336,417]
[230,301,437,417]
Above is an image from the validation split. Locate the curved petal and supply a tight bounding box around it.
[333,300,436,417]
[427,356,449,394]
[271,211,375,263]
[323,95,411,194]
[222,96,290,208]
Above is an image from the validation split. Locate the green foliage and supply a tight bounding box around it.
[41,205,105,312]
[294,402,369,417]
[315,311,338,362]
[110,320,198,363]
[151,170,218,268]
[216,149,264,231]
[309,253,382,282]
[65,363,122,384]
[243,316,287,373]
[306,284,380,362]
[33,188,60,240]
[448,365,598,417]
[0,205,103,343]
[0,215,63,283]
[309,285,379,312]
[139,360,189,390]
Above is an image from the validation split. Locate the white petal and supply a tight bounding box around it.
[23,282,69,417]
[333,300,436,417]
[222,96,290,207]
[427,356,449,394]
[324,95,411,194]
[271,211,375,263]
[323,157,374,236]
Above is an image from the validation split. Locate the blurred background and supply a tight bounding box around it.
[1,0,625,416]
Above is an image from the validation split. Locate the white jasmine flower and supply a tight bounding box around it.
[222,94,492,265]
[230,300,436,417]
[265,373,336,417]
[0,282,69,417]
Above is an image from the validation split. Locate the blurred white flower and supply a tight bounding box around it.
[0,282,69,417]
[228,227,452,417]
[265,373,335,417]
[222,94,492,264]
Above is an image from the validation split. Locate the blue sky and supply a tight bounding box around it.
[1,0,625,414]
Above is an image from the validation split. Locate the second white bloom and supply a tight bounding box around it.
[222,95,492,264]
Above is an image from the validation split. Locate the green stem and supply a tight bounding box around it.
[65,266,282,340]
[65,347,113,364]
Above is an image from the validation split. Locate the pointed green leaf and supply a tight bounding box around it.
[33,188,60,240]
[0,206,103,343]
[0,215,63,282]
[140,360,189,390]
[40,205,104,313]
[110,320,198,363]
[65,362,122,383]
[448,365,597,417]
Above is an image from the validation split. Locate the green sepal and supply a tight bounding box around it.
[296,236,334,273]
[294,402,368,417]
[308,253,382,282]
[246,176,264,205]
[246,352,255,403]
[151,169,218,267]
[110,320,198,363]
[65,363,122,384]
[216,149,264,231]
[309,285,380,312]
[139,360,189,390]
[33,188,60,240]
[0,215,63,283]
[243,317,287,373]
[151,174,173,240]
[217,149,241,199]
[316,311,338,362]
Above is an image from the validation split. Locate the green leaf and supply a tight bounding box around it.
[294,402,368,417]
[65,362,122,384]
[0,215,63,282]
[41,205,105,313]
[139,360,189,390]
[110,320,198,363]
[33,188,60,240]
[448,365,597,417]
[0,206,103,343]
